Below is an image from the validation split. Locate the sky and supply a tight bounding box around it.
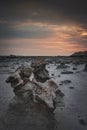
[0,0,87,56]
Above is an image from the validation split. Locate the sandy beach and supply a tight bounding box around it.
[0,56,87,130]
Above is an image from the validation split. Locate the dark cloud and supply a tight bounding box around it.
[0,0,87,55]
[0,0,87,24]
[0,21,52,39]
[0,0,87,39]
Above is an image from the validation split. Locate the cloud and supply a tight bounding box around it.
[0,20,53,39]
[0,0,87,24]
[0,0,87,55]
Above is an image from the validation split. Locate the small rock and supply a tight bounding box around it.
[79,118,86,126]
[51,74,54,76]
[56,63,69,69]
[59,83,63,86]
[73,68,77,70]
[61,80,72,84]
[11,67,15,69]
[61,71,73,74]
[69,86,74,89]
[76,71,80,73]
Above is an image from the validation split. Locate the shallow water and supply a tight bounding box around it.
[0,57,87,130]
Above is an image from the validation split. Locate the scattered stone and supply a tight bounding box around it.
[60,80,72,84]
[61,71,73,74]
[76,71,80,73]
[57,63,69,69]
[11,67,15,69]
[69,86,74,89]
[73,67,77,70]
[59,83,63,86]
[16,62,19,65]
[51,73,54,76]
[79,118,86,126]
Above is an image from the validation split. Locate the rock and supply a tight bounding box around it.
[69,86,74,89]
[58,75,61,77]
[61,71,73,74]
[73,67,77,70]
[56,63,69,69]
[6,59,65,110]
[78,118,86,126]
[31,59,47,68]
[84,64,87,71]
[6,71,23,89]
[31,59,50,83]
[51,73,54,76]
[6,66,63,110]
[11,67,15,69]
[33,63,50,83]
[76,71,80,73]
[16,65,34,78]
[60,80,72,84]
[59,83,63,86]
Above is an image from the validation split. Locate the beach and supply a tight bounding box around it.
[0,56,87,130]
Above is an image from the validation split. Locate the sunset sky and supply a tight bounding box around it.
[0,0,87,56]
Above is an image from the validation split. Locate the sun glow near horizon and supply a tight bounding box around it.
[0,21,87,56]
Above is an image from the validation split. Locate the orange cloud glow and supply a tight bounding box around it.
[80,32,87,36]
[0,21,87,56]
